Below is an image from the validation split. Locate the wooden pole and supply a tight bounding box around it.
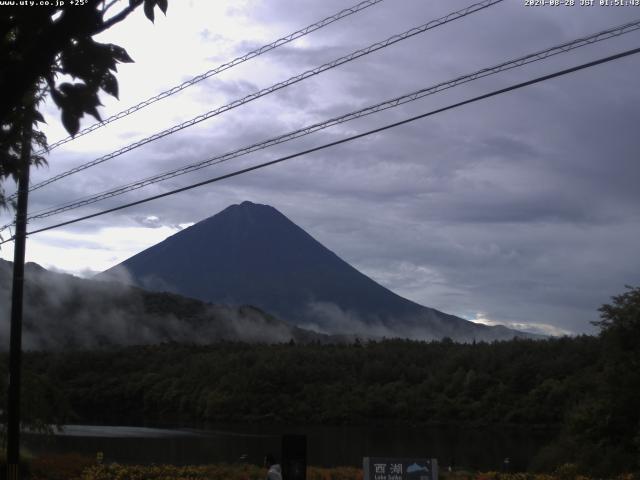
[6,114,32,480]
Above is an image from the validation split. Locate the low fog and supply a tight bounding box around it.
[0,260,318,350]
[301,301,536,343]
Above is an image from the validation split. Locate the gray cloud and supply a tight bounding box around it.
[2,0,639,336]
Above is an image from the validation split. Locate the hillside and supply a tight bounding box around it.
[0,259,326,350]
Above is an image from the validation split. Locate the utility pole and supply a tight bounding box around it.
[6,111,32,480]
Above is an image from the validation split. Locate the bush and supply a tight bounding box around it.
[30,453,95,480]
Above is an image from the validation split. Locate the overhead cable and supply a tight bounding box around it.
[1,45,637,244]
[21,18,640,223]
[38,0,387,154]
[21,0,504,196]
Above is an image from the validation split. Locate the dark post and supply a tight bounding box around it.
[281,434,307,480]
[6,115,32,480]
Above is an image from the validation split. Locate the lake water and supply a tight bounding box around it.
[24,424,554,471]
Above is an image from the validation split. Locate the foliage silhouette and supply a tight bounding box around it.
[0,0,168,209]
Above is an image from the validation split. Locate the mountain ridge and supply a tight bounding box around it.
[102,201,537,342]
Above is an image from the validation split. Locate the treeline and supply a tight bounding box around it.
[10,335,629,474]
[23,337,598,427]
[2,287,639,474]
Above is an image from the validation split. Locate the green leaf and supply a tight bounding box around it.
[157,0,168,14]
[61,110,80,136]
[143,0,155,22]
[60,38,115,81]
[50,88,64,107]
[58,82,77,96]
[85,105,102,122]
[109,44,134,64]
[55,81,104,130]
[31,154,48,168]
[100,72,119,99]
[32,111,45,124]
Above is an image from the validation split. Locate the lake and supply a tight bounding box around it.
[24,423,554,471]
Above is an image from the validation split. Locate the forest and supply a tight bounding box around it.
[1,287,639,475]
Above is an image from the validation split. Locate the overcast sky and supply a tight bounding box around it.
[1,0,639,336]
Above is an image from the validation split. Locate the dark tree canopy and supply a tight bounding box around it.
[0,0,168,208]
[594,285,640,335]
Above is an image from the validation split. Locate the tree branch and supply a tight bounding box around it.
[99,0,143,32]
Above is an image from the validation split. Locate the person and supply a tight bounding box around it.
[264,453,283,480]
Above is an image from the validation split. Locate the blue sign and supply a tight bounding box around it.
[363,457,438,480]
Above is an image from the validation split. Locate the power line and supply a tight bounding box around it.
[21,18,640,223]
[21,0,503,196]
[38,0,387,155]
[2,45,637,245]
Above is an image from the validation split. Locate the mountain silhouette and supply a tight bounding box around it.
[102,201,534,341]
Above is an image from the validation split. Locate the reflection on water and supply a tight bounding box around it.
[24,424,554,471]
[50,425,197,438]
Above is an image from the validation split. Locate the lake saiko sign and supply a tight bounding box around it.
[363,458,438,480]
